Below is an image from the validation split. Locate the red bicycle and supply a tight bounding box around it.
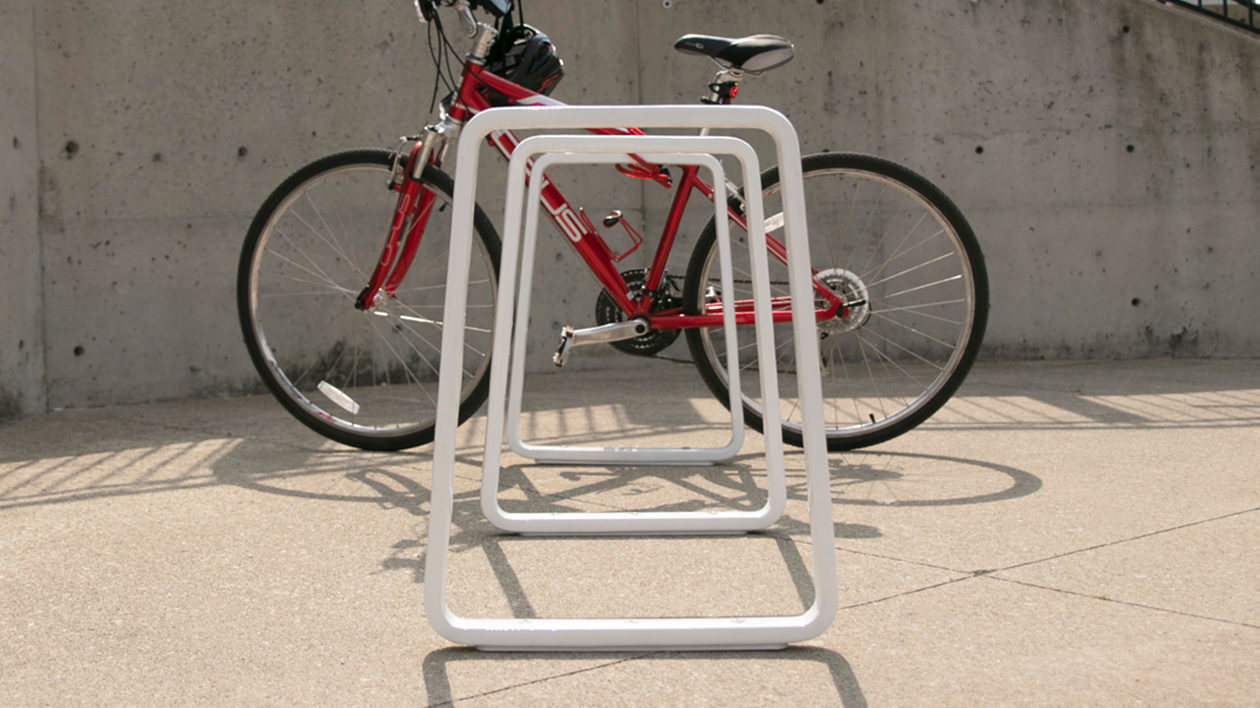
[237,0,988,452]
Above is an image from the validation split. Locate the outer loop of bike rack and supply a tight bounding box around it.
[486,136,776,535]
[427,104,835,651]
[503,138,750,467]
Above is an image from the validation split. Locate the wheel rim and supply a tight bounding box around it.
[695,165,980,442]
[245,160,496,441]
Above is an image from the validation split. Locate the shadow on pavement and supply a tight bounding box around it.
[420,645,867,707]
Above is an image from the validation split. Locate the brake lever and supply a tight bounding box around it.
[414,0,470,26]
[455,0,477,36]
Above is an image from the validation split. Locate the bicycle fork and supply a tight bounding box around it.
[355,129,451,311]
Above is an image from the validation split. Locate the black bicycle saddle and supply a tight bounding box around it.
[672,33,795,74]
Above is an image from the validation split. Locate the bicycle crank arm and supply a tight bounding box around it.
[553,319,650,367]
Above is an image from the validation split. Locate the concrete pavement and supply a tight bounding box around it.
[1,359,1257,704]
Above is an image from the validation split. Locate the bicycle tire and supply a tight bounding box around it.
[683,152,988,451]
[238,149,501,450]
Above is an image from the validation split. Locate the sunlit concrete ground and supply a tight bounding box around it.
[1,359,1257,704]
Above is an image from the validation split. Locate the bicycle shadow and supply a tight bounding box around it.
[372,458,836,600]
[419,645,867,707]
[489,447,1040,517]
[204,438,1036,688]
[822,449,1042,507]
[210,450,1029,627]
[207,442,1041,590]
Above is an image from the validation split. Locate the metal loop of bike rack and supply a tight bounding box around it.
[487,136,776,534]
[427,104,835,651]
[504,137,749,467]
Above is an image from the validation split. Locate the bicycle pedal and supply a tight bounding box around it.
[553,326,575,367]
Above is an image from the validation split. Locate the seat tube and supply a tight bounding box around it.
[646,164,707,293]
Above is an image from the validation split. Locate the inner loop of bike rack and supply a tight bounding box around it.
[427,104,835,651]
[503,139,749,467]
[485,138,777,535]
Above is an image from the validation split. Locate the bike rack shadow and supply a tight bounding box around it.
[419,645,867,707]
[373,450,1037,612]
[393,527,820,622]
[204,443,1039,588]
[498,457,769,512]
[376,457,845,593]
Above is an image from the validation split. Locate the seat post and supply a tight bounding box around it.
[702,68,744,104]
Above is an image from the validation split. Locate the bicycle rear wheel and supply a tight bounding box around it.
[238,149,500,450]
[683,152,988,451]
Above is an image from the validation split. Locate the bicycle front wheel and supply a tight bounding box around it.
[238,149,500,450]
[683,152,988,451]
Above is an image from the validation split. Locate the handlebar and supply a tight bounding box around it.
[413,0,510,25]
[413,0,474,37]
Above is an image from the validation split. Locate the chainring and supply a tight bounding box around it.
[594,268,681,356]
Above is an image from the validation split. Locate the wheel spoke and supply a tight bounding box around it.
[684,155,985,451]
[241,152,498,450]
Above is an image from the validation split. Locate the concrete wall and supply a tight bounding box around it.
[1,0,1257,418]
[9,0,638,416]
[638,0,1260,360]
[1,1,46,419]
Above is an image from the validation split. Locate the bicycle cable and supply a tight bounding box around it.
[425,9,462,113]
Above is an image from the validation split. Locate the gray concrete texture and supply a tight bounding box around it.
[1,2,45,420]
[1,360,1257,703]
[1,0,1258,419]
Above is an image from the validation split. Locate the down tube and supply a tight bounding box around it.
[486,127,636,314]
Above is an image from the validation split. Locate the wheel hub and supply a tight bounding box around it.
[816,268,871,334]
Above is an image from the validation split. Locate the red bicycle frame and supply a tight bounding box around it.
[355,56,845,329]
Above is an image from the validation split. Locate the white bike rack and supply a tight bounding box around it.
[484,135,779,534]
[502,137,750,466]
[426,105,836,651]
